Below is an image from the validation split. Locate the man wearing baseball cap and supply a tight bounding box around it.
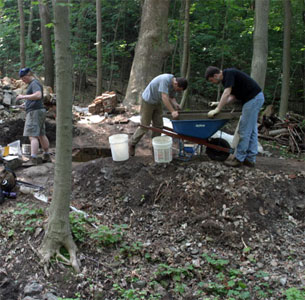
[16,68,51,166]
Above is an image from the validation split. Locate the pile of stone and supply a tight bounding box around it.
[88,91,117,115]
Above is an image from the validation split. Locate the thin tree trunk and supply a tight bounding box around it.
[39,0,79,273]
[171,0,183,74]
[27,4,34,45]
[180,0,191,109]
[251,0,270,90]
[124,0,172,106]
[218,1,228,101]
[279,0,291,118]
[18,0,26,68]
[96,0,103,96]
[39,0,55,88]
[181,0,190,78]
[108,4,123,91]
[303,0,305,114]
[180,51,191,108]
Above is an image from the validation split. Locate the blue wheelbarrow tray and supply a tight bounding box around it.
[171,119,228,139]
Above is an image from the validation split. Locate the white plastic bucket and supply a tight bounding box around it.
[109,134,129,161]
[152,136,172,163]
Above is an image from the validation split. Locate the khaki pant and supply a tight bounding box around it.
[131,99,163,146]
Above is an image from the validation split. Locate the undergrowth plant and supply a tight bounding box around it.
[90,224,128,246]
[13,202,44,232]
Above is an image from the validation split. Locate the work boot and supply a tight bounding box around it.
[224,158,242,168]
[129,144,135,157]
[22,156,43,167]
[243,159,255,168]
[42,153,52,163]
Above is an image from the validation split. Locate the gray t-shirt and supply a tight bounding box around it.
[142,74,176,104]
[25,79,44,113]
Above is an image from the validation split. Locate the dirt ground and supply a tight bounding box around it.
[0,112,305,300]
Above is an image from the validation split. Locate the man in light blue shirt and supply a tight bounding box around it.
[129,74,187,156]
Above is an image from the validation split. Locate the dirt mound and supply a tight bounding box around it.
[1,117,305,299]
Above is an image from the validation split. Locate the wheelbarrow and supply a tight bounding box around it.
[141,110,241,161]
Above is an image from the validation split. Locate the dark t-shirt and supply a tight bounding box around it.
[25,79,44,113]
[222,68,261,104]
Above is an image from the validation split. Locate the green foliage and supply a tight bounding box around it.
[202,252,230,270]
[155,263,194,281]
[113,283,161,300]
[120,241,143,257]
[0,0,304,113]
[285,287,305,300]
[69,212,90,243]
[90,223,128,246]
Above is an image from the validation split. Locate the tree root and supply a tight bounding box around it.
[39,235,80,276]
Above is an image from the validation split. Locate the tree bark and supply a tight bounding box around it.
[17,0,26,68]
[250,0,270,90]
[124,0,172,106]
[180,0,191,109]
[279,0,291,118]
[181,0,190,78]
[39,0,55,89]
[39,0,79,273]
[96,0,103,96]
[27,4,34,46]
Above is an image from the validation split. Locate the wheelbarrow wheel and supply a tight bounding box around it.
[206,138,231,161]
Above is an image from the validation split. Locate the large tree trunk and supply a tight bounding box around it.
[39,0,79,274]
[124,0,172,105]
[250,0,270,90]
[17,0,26,68]
[96,0,103,96]
[279,0,291,118]
[39,0,55,89]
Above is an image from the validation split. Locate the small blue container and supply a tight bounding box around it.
[172,119,228,139]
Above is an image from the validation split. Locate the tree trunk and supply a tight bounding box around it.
[279,0,291,118]
[17,0,26,68]
[124,0,172,105]
[39,0,79,274]
[250,0,270,90]
[96,0,103,96]
[180,0,191,109]
[27,4,34,46]
[39,0,55,89]
[108,4,123,91]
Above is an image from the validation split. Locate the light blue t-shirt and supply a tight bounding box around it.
[142,74,176,104]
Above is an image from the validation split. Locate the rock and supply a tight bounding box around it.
[42,292,59,300]
[279,276,287,286]
[132,280,146,288]
[24,281,43,296]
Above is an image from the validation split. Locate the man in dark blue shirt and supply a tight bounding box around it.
[205,66,264,167]
[16,68,51,166]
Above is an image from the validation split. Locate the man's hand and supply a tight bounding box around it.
[171,111,179,119]
[173,103,181,110]
[16,95,25,101]
[207,107,220,118]
[209,101,220,107]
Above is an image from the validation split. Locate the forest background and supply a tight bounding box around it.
[0,0,304,116]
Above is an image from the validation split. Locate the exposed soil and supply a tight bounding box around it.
[0,111,305,300]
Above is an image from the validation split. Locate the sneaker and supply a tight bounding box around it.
[129,144,135,157]
[224,158,242,167]
[42,153,52,163]
[243,159,255,168]
[23,156,43,167]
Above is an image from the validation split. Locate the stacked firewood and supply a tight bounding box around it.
[258,105,305,154]
[88,91,117,115]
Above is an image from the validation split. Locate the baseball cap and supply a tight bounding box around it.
[19,67,31,78]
